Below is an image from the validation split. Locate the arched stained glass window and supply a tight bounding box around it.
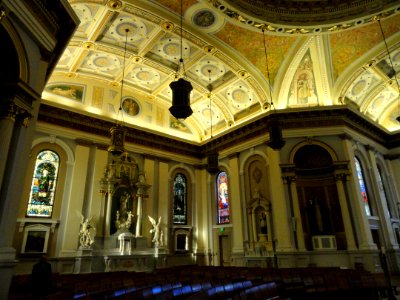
[173,173,187,224]
[217,171,230,224]
[26,150,60,217]
[354,157,372,216]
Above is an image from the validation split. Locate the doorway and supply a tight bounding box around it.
[219,235,231,266]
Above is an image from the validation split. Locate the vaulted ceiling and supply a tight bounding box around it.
[43,0,400,144]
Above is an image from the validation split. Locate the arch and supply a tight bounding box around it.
[289,139,338,163]
[292,142,346,250]
[240,148,269,172]
[168,163,195,183]
[32,136,75,164]
[0,21,28,82]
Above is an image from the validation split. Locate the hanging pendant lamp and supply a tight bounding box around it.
[262,28,285,150]
[169,0,193,120]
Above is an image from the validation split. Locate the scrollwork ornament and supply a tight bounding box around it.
[15,108,32,128]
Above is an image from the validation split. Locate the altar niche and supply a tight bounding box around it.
[246,190,274,257]
[111,186,136,235]
[99,152,151,252]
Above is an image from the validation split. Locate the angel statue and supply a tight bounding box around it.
[148,216,163,246]
[77,212,96,248]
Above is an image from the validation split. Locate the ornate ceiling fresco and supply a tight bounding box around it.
[42,0,400,143]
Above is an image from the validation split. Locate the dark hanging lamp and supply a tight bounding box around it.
[375,16,400,123]
[169,0,193,120]
[169,75,193,119]
[108,28,129,155]
[262,28,285,150]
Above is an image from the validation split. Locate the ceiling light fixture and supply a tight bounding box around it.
[169,0,193,120]
[262,28,285,150]
[375,16,400,123]
[108,28,129,156]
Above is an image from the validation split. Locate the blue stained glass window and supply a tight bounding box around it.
[354,157,371,216]
[217,171,230,224]
[26,150,60,217]
[173,173,187,224]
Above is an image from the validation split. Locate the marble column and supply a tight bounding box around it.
[333,165,357,250]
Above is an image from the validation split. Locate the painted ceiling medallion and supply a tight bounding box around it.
[87,53,120,71]
[194,59,226,81]
[193,9,216,28]
[155,38,191,61]
[109,18,147,42]
[226,84,253,109]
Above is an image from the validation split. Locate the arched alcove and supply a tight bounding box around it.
[294,144,346,251]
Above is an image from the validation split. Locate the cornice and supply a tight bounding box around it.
[38,104,400,159]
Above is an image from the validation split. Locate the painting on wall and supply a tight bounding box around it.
[122,97,140,116]
[46,84,84,102]
[288,52,318,106]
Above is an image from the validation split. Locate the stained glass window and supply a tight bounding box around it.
[26,150,60,217]
[217,171,230,224]
[354,157,372,216]
[173,173,187,224]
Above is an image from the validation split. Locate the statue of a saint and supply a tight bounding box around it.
[115,191,133,230]
[148,216,163,246]
[78,213,96,248]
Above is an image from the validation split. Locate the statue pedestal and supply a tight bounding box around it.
[258,234,268,242]
[74,248,92,273]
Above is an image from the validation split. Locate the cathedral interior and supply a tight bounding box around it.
[1,0,400,298]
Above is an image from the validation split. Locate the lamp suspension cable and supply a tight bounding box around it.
[376,16,400,121]
[179,0,186,77]
[208,69,213,138]
[262,28,274,109]
[119,28,129,124]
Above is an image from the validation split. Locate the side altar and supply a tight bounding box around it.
[73,131,167,273]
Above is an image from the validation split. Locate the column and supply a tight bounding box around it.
[228,153,244,254]
[267,148,294,252]
[282,172,306,251]
[0,103,17,192]
[135,194,143,236]
[366,148,397,249]
[0,105,35,300]
[341,135,375,250]
[333,165,357,250]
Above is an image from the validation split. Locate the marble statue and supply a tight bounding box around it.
[115,191,133,230]
[148,215,163,246]
[78,213,96,248]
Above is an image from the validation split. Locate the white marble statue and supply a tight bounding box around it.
[115,191,133,231]
[148,215,163,246]
[78,213,96,248]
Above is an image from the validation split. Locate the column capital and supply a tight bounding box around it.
[282,174,296,184]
